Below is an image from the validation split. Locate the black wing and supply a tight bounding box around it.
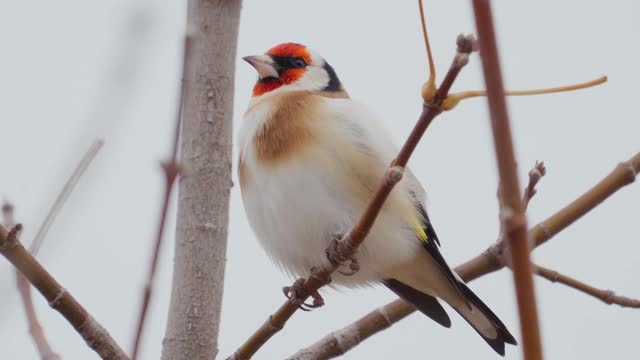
[413,197,467,304]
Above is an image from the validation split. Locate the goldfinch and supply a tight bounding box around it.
[238,43,517,355]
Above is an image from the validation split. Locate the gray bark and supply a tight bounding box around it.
[162,1,241,359]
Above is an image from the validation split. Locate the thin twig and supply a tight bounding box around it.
[30,139,104,255]
[532,154,639,248]
[17,274,62,360]
[0,225,129,360]
[472,1,543,359]
[228,34,479,360]
[534,265,640,308]
[418,0,437,100]
[442,76,607,111]
[522,161,546,211]
[291,152,639,359]
[129,34,191,360]
[3,202,62,360]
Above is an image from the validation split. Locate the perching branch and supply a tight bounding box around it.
[0,224,129,360]
[290,152,639,359]
[472,1,543,359]
[534,265,640,308]
[130,33,190,360]
[228,34,479,360]
[3,202,61,360]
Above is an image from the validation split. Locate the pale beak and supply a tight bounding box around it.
[243,55,279,80]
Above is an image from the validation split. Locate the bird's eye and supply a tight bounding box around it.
[290,57,307,68]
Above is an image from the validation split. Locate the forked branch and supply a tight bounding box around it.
[0,225,129,360]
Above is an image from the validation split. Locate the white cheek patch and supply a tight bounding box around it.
[294,67,330,91]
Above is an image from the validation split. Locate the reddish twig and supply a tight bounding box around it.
[228,34,479,360]
[534,265,640,308]
[16,274,62,360]
[129,35,191,360]
[30,139,104,255]
[0,224,129,360]
[472,1,544,359]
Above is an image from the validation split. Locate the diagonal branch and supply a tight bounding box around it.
[534,265,640,308]
[289,152,639,359]
[0,224,129,360]
[227,35,479,360]
[30,139,104,255]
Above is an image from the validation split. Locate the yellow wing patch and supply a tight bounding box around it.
[412,216,429,244]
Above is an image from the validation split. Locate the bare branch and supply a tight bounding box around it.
[522,161,546,211]
[532,155,639,248]
[288,299,413,360]
[30,139,103,255]
[16,273,62,360]
[161,1,241,359]
[228,34,479,360]
[3,201,62,360]
[472,1,543,358]
[130,33,190,360]
[291,152,639,359]
[534,265,640,308]
[0,224,128,360]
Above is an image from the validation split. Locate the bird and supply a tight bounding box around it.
[238,42,517,356]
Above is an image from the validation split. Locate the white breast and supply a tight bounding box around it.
[238,95,423,287]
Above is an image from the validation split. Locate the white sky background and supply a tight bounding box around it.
[0,1,639,359]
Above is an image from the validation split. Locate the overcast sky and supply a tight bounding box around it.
[1,1,639,359]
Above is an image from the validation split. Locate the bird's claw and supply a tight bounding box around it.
[282,278,325,311]
[326,237,360,276]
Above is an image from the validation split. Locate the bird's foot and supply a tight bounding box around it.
[282,278,325,311]
[326,237,360,276]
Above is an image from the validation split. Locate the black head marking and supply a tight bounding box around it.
[322,61,342,92]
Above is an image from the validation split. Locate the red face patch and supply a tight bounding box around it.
[266,43,312,64]
[252,43,311,97]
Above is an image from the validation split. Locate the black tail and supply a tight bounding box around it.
[384,279,451,328]
[385,279,517,356]
[453,281,517,356]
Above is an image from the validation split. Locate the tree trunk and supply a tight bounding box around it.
[162,1,241,359]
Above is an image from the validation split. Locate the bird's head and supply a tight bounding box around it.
[243,43,343,98]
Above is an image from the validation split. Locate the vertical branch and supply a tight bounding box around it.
[130,36,189,360]
[472,1,544,359]
[161,1,242,359]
